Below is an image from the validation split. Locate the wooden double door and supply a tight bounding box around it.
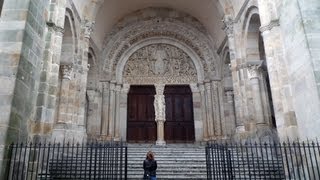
[127,85,195,143]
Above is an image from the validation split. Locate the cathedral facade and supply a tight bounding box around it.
[0,0,320,175]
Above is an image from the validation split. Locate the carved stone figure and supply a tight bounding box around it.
[123,43,197,84]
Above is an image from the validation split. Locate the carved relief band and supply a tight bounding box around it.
[123,44,197,85]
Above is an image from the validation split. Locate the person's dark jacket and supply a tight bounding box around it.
[143,159,157,177]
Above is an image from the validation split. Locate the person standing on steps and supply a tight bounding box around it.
[143,151,157,180]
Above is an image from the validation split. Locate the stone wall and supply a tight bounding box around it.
[278,0,320,140]
[0,0,50,177]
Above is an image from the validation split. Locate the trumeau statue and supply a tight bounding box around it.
[123,43,197,84]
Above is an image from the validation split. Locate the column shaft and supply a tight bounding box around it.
[204,82,214,138]
[154,84,166,145]
[101,82,110,137]
[108,82,116,139]
[199,84,209,140]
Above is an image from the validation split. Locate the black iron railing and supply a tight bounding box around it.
[5,141,127,180]
[206,140,320,180]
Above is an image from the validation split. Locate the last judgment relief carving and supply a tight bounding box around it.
[124,44,197,84]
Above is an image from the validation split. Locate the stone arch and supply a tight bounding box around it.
[61,9,78,65]
[101,8,220,81]
[115,37,205,84]
[242,6,261,62]
[241,5,276,129]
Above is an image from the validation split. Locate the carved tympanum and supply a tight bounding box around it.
[123,44,197,84]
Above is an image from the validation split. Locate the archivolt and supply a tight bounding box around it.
[101,8,221,81]
[115,37,205,83]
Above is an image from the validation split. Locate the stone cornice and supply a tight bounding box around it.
[260,19,280,33]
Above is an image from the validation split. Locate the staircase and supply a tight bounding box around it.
[127,143,207,179]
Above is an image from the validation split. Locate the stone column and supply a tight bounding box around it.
[223,15,245,132]
[154,84,166,145]
[100,81,110,138]
[226,90,236,134]
[248,64,266,127]
[57,64,73,124]
[107,82,116,139]
[114,84,122,141]
[199,84,209,141]
[204,81,214,138]
[119,84,130,140]
[211,80,221,136]
[190,83,202,141]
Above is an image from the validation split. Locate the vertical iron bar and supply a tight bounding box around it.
[297,141,306,179]
[259,142,265,179]
[35,142,42,179]
[302,141,311,179]
[15,143,23,180]
[75,142,79,179]
[56,143,61,179]
[278,142,286,179]
[103,142,106,179]
[235,143,241,179]
[45,142,51,179]
[205,146,210,180]
[283,142,292,179]
[212,144,217,180]
[249,141,256,179]
[94,142,98,179]
[125,145,128,180]
[270,142,276,179]
[307,141,316,180]
[65,142,70,179]
[85,142,89,179]
[312,141,320,178]
[30,142,37,180]
[22,142,29,180]
[61,141,66,178]
[254,142,260,179]
[4,143,14,180]
[120,142,123,179]
[107,142,110,179]
[79,142,84,180]
[40,142,47,179]
[11,144,18,179]
[245,143,251,180]
[289,141,299,179]
[24,143,31,177]
[240,143,244,180]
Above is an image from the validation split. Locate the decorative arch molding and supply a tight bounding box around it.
[65,8,78,54]
[115,37,205,84]
[101,8,221,81]
[242,6,260,38]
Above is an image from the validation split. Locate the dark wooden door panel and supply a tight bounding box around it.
[164,85,195,142]
[127,85,156,142]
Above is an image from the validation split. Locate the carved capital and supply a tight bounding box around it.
[46,22,64,36]
[82,19,95,39]
[115,84,122,92]
[204,82,212,91]
[247,64,261,79]
[198,84,205,92]
[222,15,234,37]
[189,83,199,93]
[60,65,73,80]
[121,84,130,94]
[101,81,110,90]
[260,19,280,33]
[155,84,165,95]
